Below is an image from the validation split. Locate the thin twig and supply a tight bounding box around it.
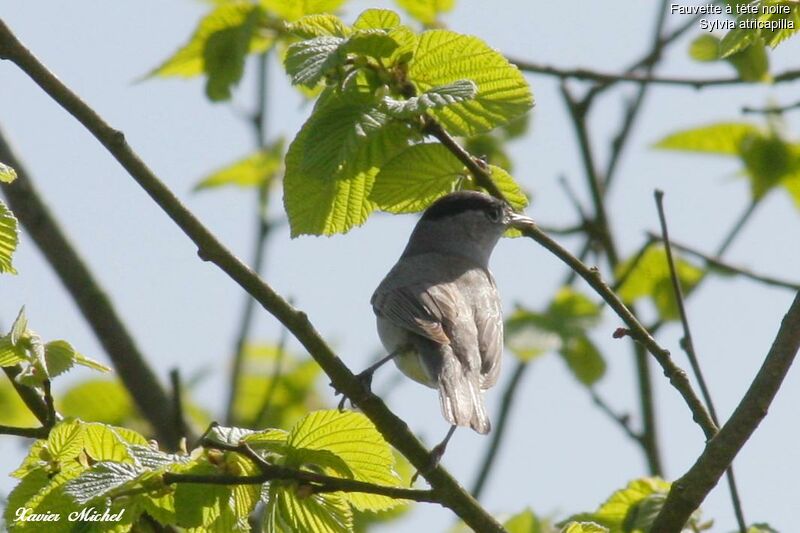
[647,231,800,292]
[0,126,183,449]
[655,190,746,531]
[589,387,642,444]
[742,99,800,115]
[0,424,49,439]
[2,366,50,425]
[0,22,505,531]
[509,60,800,88]
[652,292,800,531]
[225,50,275,426]
[163,439,438,504]
[471,360,530,499]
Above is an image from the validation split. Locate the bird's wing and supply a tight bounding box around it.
[473,271,504,389]
[372,284,452,346]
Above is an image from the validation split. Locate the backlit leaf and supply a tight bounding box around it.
[284,35,346,87]
[353,9,402,30]
[381,79,477,118]
[654,122,762,155]
[0,200,19,275]
[396,0,455,25]
[0,161,17,183]
[194,139,284,191]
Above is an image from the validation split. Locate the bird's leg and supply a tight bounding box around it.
[411,425,457,485]
[334,350,398,410]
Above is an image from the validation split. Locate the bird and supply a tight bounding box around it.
[362,190,535,467]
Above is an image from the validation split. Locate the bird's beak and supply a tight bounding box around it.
[507,211,535,229]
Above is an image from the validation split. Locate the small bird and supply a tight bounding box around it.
[365,190,534,463]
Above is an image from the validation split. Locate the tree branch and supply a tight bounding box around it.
[0,21,506,532]
[0,126,183,449]
[163,439,439,504]
[742,99,800,115]
[655,190,746,531]
[2,366,50,426]
[508,60,800,88]
[652,291,800,532]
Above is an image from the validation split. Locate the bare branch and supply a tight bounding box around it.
[652,292,800,531]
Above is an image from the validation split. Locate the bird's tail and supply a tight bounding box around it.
[437,354,491,434]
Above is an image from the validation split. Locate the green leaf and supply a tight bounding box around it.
[344,30,401,60]
[487,165,528,210]
[195,139,284,191]
[43,340,76,378]
[561,523,609,533]
[206,425,256,446]
[58,380,136,426]
[63,461,142,504]
[370,143,465,213]
[0,378,37,426]
[593,477,670,529]
[83,422,135,463]
[284,35,346,87]
[758,0,800,48]
[0,335,27,367]
[505,309,562,362]
[242,428,291,454]
[504,508,548,533]
[396,0,455,25]
[287,410,401,511]
[617,246,704,321]
[387,25,418,64]
[727,37,770,82]
[203,7,261,101]
[740,133,794,198]
[381,79,477,118]
[560,336,606,386]
[288,13,350,38]
[0,200,20,275]
[783,169,800,210]
[548,288,601,337]
[265,483,352,533]
[284,94,411,236]
[689,35,720,62]
[654,122,763,155]
[47,419,86,462]
[409,29,533,137]
[3,469,50,526]
[0,161,17,183]
[747,523,780,533]
[174,461,231,528]
[720,19,760,58]
[353,9,402,30]
[261,0,348,22]
[10,306,28,346]
[230,344,324,428]
[149,2,271,78]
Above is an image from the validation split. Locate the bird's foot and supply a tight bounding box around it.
[331,369,375,411]
[410,440,448,485]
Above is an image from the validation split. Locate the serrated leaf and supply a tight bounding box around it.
[0,161,17,183]
[149,2,271,78]
[47,420,86,462]
[0,201,20,274]
[287,410,401,511]
[505,309,562,362]
[396,0,455,25]
[720,20,760,58]
[370,143,465,213]
[561,522,609,533]
[73,352,111,373]
[10,307,28,346]
[381,79,477,118]
[174,461,231,528]
[207,425,256,446]
[266,484,352,533]
[689,35,720,62]
[284,35,346,87]
[409,29,533,136]
[194,139,284,191]
[617,246,703,321]
[0,335,27,367]
[83,423,135,463]
[344,30,401,59]
[741,133,794,198]
[758,0,800,48]
[3,469,50,525]
[487,165,528,210]
[261,0,348,22]
[204,7,261,101]
[560,336,606,386]
[243,428,292,454]
[548,287,601,335]
[43,340,76,378]
[129,444,187,469]
[288,13,349,38]
[387,25,418,64]
[284,97,411,236]
[592,478,670,529]
[353,9,401,30]
[654,122,763,155]
[64,461,143,504]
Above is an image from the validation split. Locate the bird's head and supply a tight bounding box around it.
[401,191,534,266]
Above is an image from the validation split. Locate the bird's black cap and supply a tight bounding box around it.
[421,191,503,221]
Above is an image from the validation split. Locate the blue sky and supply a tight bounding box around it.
[2,1,799,531]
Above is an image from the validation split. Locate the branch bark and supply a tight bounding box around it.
[652,292,800,531]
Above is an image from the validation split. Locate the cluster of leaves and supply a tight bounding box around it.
[0,161,19,274]
[0,308,110,387]
[278,8,533,236]
[655,120,800,208]
[718,0,800,58]
[505,287,606,386]
[3,410,405,532]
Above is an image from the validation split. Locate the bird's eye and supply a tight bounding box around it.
[486,206,503,223]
